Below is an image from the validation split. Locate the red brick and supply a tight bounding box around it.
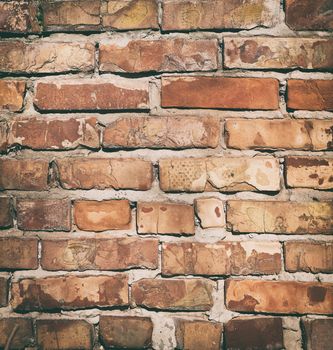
[34,78,149,111]
[285,0,333,30]
[225,317,284,350]
[284,241,333,273]
[74,200,131,231]
[0,40,95,74]
[137,202,195,235]
[162,241,281,276]
[99,316,153,349]
[17,199,71,231]
[56,158,153,190]
[0,318,34,349]
[131,278,214,311]
[11,274,128,311]
[287,80,333,111]
[99,39,218,73]
[36,320,93,350]
[302,318,333,350]
[285,157,333,190]
[0,159,49,190]
[226,279,333,314]
[0,237,38,270]
[41,237,158,271]
[0,277,8,306]
[162,76,279,110]
[0,80,26,112]
[0,197,13,228]
[175,319,222,350]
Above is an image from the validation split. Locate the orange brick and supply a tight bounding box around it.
[0,80,25,111]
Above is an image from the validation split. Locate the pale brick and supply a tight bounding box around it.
[195,197,225,228]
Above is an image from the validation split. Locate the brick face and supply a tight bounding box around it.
[302,319,333,350]
[0,277,8,306]
[0,80,25,111]
[0,197,13,228]
[0,318,34,349]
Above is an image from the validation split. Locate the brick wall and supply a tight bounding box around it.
[0,0,332,349]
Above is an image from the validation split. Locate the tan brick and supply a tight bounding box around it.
[99,38,218,73]
[0,80,25,111]
[227,200,333,234]
[0,318,34,349]
[42,0,101,31]
[103,116,220,149]
[99,316,153,349]
[0,40,95,73]
[159,157,280,192]
[0,197,13,228]
[74,200,131,231]
[285,0,333,30]
[17,199,71,231]
[162,76,279,110]
[0,1,41,33]
[56,158,153,190]
[0,277,8,306]
[12,274,128,311]
[195,197,225,228]
[287,80,333,111]
[102,0,158,30]
[302,318,333,350]
[131,278,214,311]
[137,202,195,235]
[285,241,333,273]
[162,241,281,276]
[224,37,333,70]
[0,119,7,152]
[175,319,222,350]
[41,237,158,271]
[225,317,284,350]
[0,237,38,270]
[162,0,279,30]
[0,158,49,190]
[34,77,149,111]
[226,279,333,314]
[226,119,333,151]
[7,116,100,150]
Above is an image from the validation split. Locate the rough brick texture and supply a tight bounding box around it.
[302,318,333,350]
[0,80,25,111]
[0,197,13,228]
[0,277,8,307]
[0,318,34,349]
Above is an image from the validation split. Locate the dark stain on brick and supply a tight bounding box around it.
[227,294,259,312]
[239,40,272,64]
[307,286,327,303]
[142,206,153,213]
[287,157,329,168]
[215,206,221,217]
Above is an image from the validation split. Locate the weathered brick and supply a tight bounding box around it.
[227,200,333,234]
[131,278,214,311]
[175,319,222,350]
[286,157,333,190]
[42,0,101,31]
[302,318,333,350]
[285,241,333,273]
[0,158,49,191]
[162,76,279,110]
[159,157,280,192]
[74,200,131,231]
[226,279,333,314]
[0,277,8,306]
[162,241,281,276]
[102,0,158,30]
[99,38,218,73]
[6,117,100,151]
[0,80,25,112]
[36,320,93,350]
[287,80,333,111]
[195,197,225,228]
[0,197,13,228]
[0,119,7,152]
[162,0,279,31]
[103,116,220,149]
[224,37,333,69]
[0,237,38,270]
[56,158,153,190]
[0,318,34,349]
[99,316,153,349]
[0,1,41,33]
[225,317,284,350]
[285,0,333,30]
[17,199,71,231]
[226,119,333,151]
[41,237,158,270]
[137,202,195,235]
[12,274,128,311]
[0,40,95,74]
[34,77,149,111]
